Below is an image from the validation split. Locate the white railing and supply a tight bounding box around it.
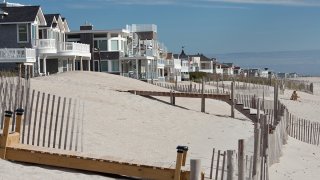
[157,59,165,66]
[33,39,56,49]
[0,48,36,62]
[58,42,90,55]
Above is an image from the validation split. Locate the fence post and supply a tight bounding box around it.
[174,148,184,180]
[190,159,201,180]
[231,81,235,118]
[227,150,235,180]
[238,139,245,180]
[252,120,261,180]
[15,109,24,134]
[201,77,205,113]
[0,111,13,159]
[210,148,215,179]
[274,82,278,126]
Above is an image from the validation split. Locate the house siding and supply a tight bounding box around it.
[0,24,32,48]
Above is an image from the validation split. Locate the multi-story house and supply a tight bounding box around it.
[67,24,167,82]
[66,24,129,75]
[121,24,166,81]
[0,2,91,75]
[222,63,234,76]
[165,53,181,82]
[176,49,189,81]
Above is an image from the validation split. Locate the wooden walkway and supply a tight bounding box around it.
[5,144,190,180]
[128,90,230,101]
[0,114,194,180]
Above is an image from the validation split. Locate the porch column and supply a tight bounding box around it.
[88,59,91,71]
[66,58,69,72]
[119,59,122,75]
[37,56,41,75]
[136,59,139,79]
[43,56,47,76]
[73,56,76,71]
[80,57,83,71]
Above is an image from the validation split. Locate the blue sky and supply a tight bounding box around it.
[14,0,320,54]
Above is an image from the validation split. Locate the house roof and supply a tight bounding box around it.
[189,54,213,62]
[43,14,57,27]
[0,6,41,23]
[179,49,188,59]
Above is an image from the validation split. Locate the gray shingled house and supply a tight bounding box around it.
[0,2,91,75]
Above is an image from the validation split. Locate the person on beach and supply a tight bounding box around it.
[290,90,299,101]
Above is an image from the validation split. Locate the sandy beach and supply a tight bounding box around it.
[0,72,319,179]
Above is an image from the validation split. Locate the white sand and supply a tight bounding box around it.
[0,71,253,179]
[1,72,320,179]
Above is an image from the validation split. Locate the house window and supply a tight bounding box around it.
[100,60,109,72]
[111,40,119,51]
[17,24,28,42]
[111,33,118,37]
[111,60,119,71]
[31,25,37,40]
[94,40,108,51]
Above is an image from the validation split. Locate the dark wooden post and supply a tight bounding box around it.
[201,77,205,113]
[238,139,245,180]
[231,81,235,118]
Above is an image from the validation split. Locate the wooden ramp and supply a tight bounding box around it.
[0,111,195,180]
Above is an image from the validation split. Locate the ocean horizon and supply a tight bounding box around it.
[210,49,320,76]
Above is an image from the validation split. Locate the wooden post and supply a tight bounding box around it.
[190,159,201,180]
[238,139,245,180]
[174,150,184,180]
[227,150,234,180]
[210,148,215,179]
[274,82,278,126]
[0,111,13,159]
[201,77,205,113]
[231,81,235,118]
[252,121,261,180]
[215,150,221,180]
[221,151,227,180]
[15,109,24,134]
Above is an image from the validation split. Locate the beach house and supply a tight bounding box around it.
[66,24,129,74]
[0,2,91,75]
[164,53,182,82]
[120,24,167,81]
[67,24,167,82]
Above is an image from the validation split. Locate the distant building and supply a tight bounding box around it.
[277,72,288,79]
[222,63,234,76]
[288,72,298,78]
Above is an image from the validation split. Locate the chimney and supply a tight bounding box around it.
[80,21,93,31]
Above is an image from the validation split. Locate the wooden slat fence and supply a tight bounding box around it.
[286,113,320,146]
[0,77,85,152]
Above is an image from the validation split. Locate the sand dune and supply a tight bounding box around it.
[1,72,320,179]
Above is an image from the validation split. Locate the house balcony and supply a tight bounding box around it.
[33,39,57,54]
[157,59,165,68]
[0,48,36,63]
[58,42,91,58]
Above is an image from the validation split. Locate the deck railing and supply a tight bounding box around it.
[33,39,56,49]
[0,48,36,62]
[58,42,90,54]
